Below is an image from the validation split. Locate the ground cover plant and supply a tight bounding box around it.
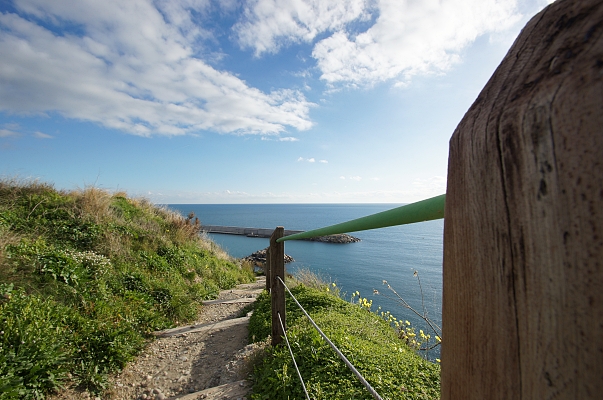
[248,274,440,399]
[0,179,254,399]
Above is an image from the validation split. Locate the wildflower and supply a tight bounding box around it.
[331,282,336,287]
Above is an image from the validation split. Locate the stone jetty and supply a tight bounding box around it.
[202,225,361,243]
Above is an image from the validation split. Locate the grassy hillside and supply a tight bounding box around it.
[0,179,254,399]
[249,278,440,399]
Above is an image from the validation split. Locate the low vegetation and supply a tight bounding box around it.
[249,273,440,399]
[0,179,254,399]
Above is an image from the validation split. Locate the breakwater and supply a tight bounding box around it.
[201,225,360,243]
[201,225,302,238]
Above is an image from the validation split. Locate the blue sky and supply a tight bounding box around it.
[0,0,554,203]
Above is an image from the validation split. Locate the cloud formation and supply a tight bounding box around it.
[234,0,370,56]
[0,0,526,138]
[33,131,53,139]
[235,0,521,87]
[0,123,21,137]
[0,0,313,137]
[0,129,19,138]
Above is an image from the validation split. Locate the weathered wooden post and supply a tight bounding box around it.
[270,227,285,346]
[442,0,603,398]
[265,247,271,292]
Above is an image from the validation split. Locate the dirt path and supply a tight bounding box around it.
[104,276,266,400]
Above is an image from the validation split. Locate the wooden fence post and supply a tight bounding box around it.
[442,0,603,398]
[265,247,271,292]
[270,227,285,346]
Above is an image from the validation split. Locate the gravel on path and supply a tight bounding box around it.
[51,276,267,400]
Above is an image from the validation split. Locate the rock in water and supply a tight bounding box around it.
[242,248,294,265]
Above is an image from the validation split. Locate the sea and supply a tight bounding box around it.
[167,203,443,358]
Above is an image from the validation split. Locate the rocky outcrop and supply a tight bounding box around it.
[242,248,294,265]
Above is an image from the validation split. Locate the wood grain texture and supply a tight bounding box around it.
[265,247,271,291]
[442,0,603,398]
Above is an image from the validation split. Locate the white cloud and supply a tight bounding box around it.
[0,123,22,137]
[145,187,444,204]
[339,176,345,180]
[297,156,320,162]
[319,159,328,163]
[412,176,447,195]
[350,176,362,181]
[0,0,313,136]
[0,129,20,138]
[262,136,300,141]
[313,0,521,86]
[236,0,521,87]
[33,131,53,139]
[234,0,370,56]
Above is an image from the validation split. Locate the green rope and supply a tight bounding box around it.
[277,194,445,242]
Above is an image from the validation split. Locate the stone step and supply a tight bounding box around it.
[238,277,266,288]
[202,297,256,305]
[224,288,263,296]
[173,379,251,399]
[153,317,250,338]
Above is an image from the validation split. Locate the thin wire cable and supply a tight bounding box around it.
[277,312,311,400]
[277,276,383,400]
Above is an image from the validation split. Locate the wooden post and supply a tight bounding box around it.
[270,227,285,346]
[442,0,603,398]
[265,247,271,292]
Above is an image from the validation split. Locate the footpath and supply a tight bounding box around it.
[105,276,266,400]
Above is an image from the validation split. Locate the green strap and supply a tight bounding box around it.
[277,194,445,242]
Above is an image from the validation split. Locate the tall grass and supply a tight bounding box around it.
[0,179,254,399]
[249,270,440,399]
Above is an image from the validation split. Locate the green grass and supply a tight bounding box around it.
[0,179,255,399]
[249,281,440,399]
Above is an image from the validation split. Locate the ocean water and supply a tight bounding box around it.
[167,204,443,356]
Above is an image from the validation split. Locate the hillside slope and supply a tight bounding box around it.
[0,179,254,399]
